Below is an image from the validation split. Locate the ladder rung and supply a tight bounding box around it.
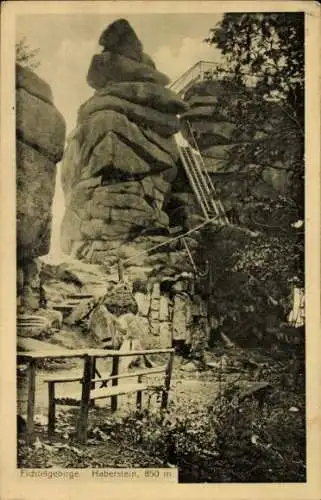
[180,147,211,217]
[178,140,229,225]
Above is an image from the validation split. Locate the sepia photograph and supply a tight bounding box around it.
[1,1,320,498]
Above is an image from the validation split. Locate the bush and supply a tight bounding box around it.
[99,378,305,482]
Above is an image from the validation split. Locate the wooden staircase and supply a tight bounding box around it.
[175,123,229,225]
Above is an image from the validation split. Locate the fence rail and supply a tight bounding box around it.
[17,348,175,444]
[169,60,221,96]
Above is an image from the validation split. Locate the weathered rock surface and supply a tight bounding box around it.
[16,63,53,105]
[117,313,150,345]
[187,120,236,141]
[40,260,108,322]
[89,304,121,347]
[76,110,176,170]
[42,259,107,294]
[78,94,180,137]
[140,128,179,162]
[17,336,67,352]
[17,309,63,338]
[64,296,98,326]
[16,141,56,260]
[16,65,66,313]
[16,88,66,162]
[172,292,193,342]
[79,219,133,241]
[180,79,239,151]
[18,259,42,310]
[201,144,235,160]
[17,314,53,338]
[84,132,153,180]
[188,95,219,108]
[87,51,170,89]
[79,82,187,117]
[103,281,138,316]
[99,18,144,62]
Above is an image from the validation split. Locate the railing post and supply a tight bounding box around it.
[90,356,97,407]
[136,375,143,409]
[48,382,55,436]
[161,350,175,409]
[111,355,119,412]
[77,355,93,445]
[26,359,36,445]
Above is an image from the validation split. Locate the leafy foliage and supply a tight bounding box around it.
[195,224,303,345]
[16,36,40,70]
[204,13,304,225]
[185,13,306,344]
[94,353,305,482]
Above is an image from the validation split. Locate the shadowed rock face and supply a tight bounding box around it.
[16,63,66,310]
[61,19,190,276]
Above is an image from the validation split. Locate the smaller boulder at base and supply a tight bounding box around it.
[89,304,123,348]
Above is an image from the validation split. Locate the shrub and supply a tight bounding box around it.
[99,379,305,482]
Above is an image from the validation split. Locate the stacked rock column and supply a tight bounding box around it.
[60,19,189,278]
[16,63,66,311]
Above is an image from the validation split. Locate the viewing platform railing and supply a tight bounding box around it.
[169,60,220,96]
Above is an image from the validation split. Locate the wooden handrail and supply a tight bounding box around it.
[87,348,175,358]
[44,366,167,385]
[17,348,175,360]
[169,60,220,95]
[92,366,166,383]
[44,375,83,383]
[17,349,89,359]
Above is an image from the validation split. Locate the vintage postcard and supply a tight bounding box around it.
[0,1,320,499]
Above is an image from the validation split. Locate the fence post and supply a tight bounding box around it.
[90,356,97,407]
[111,355,119,412]
[48,382,55,436]
[26,359,36,445]
[161,350,175,409]
[77,355,93,444]
[136,375,143,409]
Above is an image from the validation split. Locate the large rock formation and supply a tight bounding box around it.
[60,19,191,278]
[16,63,66,311]
[58,20,214,349]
